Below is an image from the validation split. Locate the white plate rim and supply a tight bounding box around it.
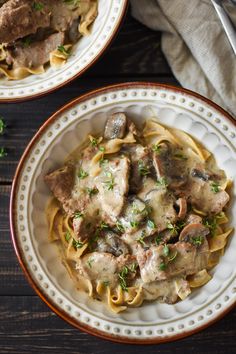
[10,82,236,344]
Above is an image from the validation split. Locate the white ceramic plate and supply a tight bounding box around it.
[0,0,128,102]
[10,83,236,343]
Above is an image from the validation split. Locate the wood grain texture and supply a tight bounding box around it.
[0,8,235,354]
[0,296,235,354]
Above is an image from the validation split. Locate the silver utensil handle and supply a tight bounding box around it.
[211,0,236,55]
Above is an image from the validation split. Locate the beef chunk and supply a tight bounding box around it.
[0,0,50,43]
[6,32,65,68]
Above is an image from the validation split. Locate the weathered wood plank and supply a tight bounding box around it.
[0,295,235,354]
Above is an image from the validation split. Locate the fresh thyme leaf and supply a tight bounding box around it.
[57,45,71,56]
[137,230,146,247]
[147,219,156,229]
[103,171,115,191]
[90,137,98,147]
[86,187,98,197]
[191,235,204,246]
[99,157,108,167]
[163,244,169,257]
[203,217,217,236]
[118,266,129,291]
[159,262,166,271]
[152,144,161,153]
[155,234,163,245]
[74,211,84,218]
[33,2,44,11]
[156,177,168,188]
[116,221,125,233]
[138,160,150,176]
[0,147,7,158]
[87,258,94,268]
[130,220,139,228]
[72,239,84,249]
[0,117,6,135]
[78,168,88,179]
[166,222,179,235]
[210,181,220,193]
[129,263,138,273]
[168,251,178,262]
[65,231,71,242]
[99,221,109,229]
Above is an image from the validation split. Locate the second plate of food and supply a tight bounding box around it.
[10,83,236,343]
[0,0,128,101]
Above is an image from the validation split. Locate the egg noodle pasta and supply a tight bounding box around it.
[45,114,233,313]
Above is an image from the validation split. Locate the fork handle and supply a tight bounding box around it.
[211,0,236,55]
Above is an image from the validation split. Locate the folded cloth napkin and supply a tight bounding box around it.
[130,0,236,117]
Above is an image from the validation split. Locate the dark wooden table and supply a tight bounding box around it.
[0,9,235,354]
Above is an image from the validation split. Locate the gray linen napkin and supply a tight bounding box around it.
[130,0,236,117]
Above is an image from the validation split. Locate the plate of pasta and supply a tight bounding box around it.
[10,83,236,343]
[0,0,128,101]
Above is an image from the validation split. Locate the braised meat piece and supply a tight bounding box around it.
[0,0,50,43]
[6,32,65,68]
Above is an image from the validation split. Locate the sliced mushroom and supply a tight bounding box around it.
[104,112,127,140]
[176,197,187,219]
[179,223,209,242]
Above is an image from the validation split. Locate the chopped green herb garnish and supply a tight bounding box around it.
[99,146,105,152]
[137,231,147,247]
[118,266,129,291]
[100,221,109,229]
[191,235,204,246]
[210,181,220,193]
[166,222,179,235]
[169,251,178,262]
[87,258,94,268]
[103,171,115,191]
[130,220,139,228]
[99,157,108,167]
[33,2,44,11]
[156,177,168,188]
[65,231,71,242]
[57,45,71,56]
[203,217,217,236]
[152,144,162,153]
[90,137,98,147]
[72,239,84,249]
[0,147,7,158]
[78,168,89,179]
[74,211,84,218]
[163,244,169,257]
[0,117,6,135]
[147,219,156,229]
[155,234,163,245]
[159,262,166,271]
[129,263,138,273]
[138,160,150,176]
[86,187,98,197]
[116,221,125,233]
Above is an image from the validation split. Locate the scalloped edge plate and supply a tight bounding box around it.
[10,83,236,343]
[0,0,128,102]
